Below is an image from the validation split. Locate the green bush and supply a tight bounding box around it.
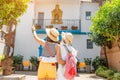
[108,72,120,80]
[105,69,115,78]
[96,66,115,79]
[96,66,108,78]
[92,56,107,71]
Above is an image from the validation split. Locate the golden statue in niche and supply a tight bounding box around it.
[51,4,63,24]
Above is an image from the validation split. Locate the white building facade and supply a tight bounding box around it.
[14,0,100,62]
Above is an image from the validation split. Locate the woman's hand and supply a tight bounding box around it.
[38,57,42,61]
[32,25,45,46]
[32,25,36,32]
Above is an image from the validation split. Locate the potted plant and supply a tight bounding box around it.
[29,56,39,71]
[46,25,54,28]
[84,58,92,73]
[35,24,41,29]
[71,26,78,30]
[61,26,68,30]
[13,54,23,71]
[76,58,80,73]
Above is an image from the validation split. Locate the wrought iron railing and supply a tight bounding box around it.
[33,19,81,30]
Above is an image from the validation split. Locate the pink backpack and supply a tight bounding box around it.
[64,45,76,80]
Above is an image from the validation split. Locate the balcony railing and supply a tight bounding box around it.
[33,19,81,30]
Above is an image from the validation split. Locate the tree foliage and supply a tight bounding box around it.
[90,0,120,48]
[0,0,29,75]
[0,0,29,28]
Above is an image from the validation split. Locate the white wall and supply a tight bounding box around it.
[72,35,100,61]
[80,2,99,32]
[35,0,80,19]
[14,3,39,60]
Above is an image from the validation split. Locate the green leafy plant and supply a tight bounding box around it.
[29,56,39,66]
[96,66,108,78]
[96,66,115,78]
[95,66,120,80]
[108,72,120,80]
[90,0,120,48]
[0,0,29,27]
[84,58,92,65]
[96,66,120,80]
[92,56,107,71]
[90,1,120,70]
[13,54,23,66]
[76,58,80,67]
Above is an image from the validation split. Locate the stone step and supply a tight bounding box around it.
[0,74,26,80]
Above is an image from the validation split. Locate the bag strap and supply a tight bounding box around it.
[45,42,53,57]
[64,45,71,53]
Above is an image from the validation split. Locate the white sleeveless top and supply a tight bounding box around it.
[57,43,77,80]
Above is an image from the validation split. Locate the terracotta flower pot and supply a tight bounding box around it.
[71,26,78,30]
[61,26,68,30]
[35,25,41,29]
[86,65,91,73]
[46,25,53,28]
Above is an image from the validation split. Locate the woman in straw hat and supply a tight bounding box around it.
[56,32,78,80]
[32,26,63,80]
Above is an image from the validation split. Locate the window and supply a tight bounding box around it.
[85,11,91,20]
[87,39,93,49]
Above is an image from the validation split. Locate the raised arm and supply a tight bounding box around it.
[56,44,66,65]
[32,26,45,46]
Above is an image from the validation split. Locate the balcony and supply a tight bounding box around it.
[33,19,81,29]
[33,19,82,34]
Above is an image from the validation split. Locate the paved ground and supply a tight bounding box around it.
[15,71,106,80]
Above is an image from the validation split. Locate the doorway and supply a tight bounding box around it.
[38,12,44,29]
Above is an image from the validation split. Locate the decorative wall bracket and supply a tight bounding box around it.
[51,4,63,24]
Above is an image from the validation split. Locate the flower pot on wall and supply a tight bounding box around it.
[71,26,78,30]
[61,26,68,30]
[35,24,41,29]
[46,25,54,28]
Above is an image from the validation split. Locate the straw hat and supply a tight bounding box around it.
[61,32,73,44]
[46,28,59,42]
